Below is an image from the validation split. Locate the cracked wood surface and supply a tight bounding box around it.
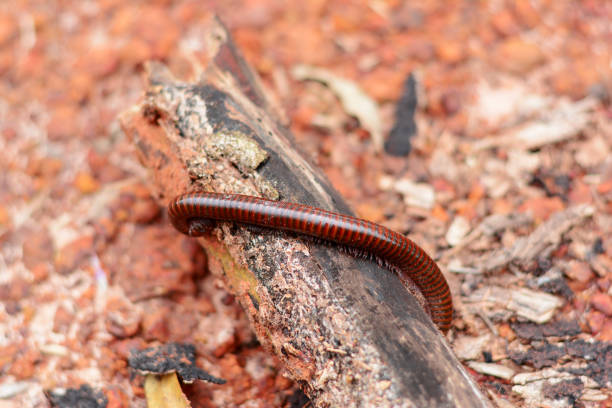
[119,16,490,408]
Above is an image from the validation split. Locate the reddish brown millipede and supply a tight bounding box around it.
[168,192,453,333]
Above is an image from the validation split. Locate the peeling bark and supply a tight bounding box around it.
[119,16,491,408]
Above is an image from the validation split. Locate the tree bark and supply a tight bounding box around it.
[119,16,491,408]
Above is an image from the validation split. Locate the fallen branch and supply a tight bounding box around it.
[120,16,490,408]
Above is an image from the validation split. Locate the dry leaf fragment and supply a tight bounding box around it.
[508,288,562,323]
[474,97,597,151]
[469,80,549,130]
[479,205,594,272]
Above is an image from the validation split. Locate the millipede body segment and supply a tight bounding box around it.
[168,192,453,333]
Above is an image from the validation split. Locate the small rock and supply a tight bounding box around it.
[435,41,465,64]
[74,47,119,79]
[393,179,436,209]
[47,104,80,141]
[440,90,461,116]
[53,305,75,334]
[453,334,491,360]
[87,150,127,183]
[497,324,516,341]
[130,199,161,224]
[596,178,612,195]
[105,387,129,408]
[30,263,50,282]
[356,203,385,223]
[568,180,593,205]
[22,228,54,269]
[0,12,17,46]
[512,0,540,28]
[0,205,9,226]
[8,348,39,380]
[591,254,612,278]
[361,66,407,101]
[565,261,594,284]
[141,304,171,342]
[493,38,545,74]
[490,9,520,37]
[518,196,564,221]
[445,216,470,247]
[598,320,612,341]
[55,235,94,274]
[590,292,612,316]
[74,172,100,194]
[550,60,601,100]
[105,295,142,339]
[26,156,64,178]
[587,310,605,334]
[92,217,119,244]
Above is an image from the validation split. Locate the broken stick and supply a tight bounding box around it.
[120,16,490,408]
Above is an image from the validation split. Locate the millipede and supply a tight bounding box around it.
[168,191,453,333]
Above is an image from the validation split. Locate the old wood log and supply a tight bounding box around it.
[119,16,491,408]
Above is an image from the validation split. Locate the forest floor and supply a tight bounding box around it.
[0,1,611,407]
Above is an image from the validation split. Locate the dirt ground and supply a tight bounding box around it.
[0,1,611,407]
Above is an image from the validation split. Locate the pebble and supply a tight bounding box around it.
[590,292,612,316]
[445,216,470,247]
[586,310,605,334]
[22,228,54,269]
[74,172,100,194]
[565,261,594,284]
[393,179,436,210]
[493,38,545,74]
[435,41,466,64]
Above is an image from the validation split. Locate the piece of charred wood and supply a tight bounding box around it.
[119,16,491,408]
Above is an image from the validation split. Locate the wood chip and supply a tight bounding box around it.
[467,361,515,380]
[392,179,436,209]
[469,80,549,130]
[581,389,610,402]
[445,212,532,258]
[467,287,562,324]
[39,344,69,357]
[512,368,570,385]
[473,97,597,151]
[0,382,31,399]
[478,205,594,272]
[454,334,492,360]
[446,216,470,247]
